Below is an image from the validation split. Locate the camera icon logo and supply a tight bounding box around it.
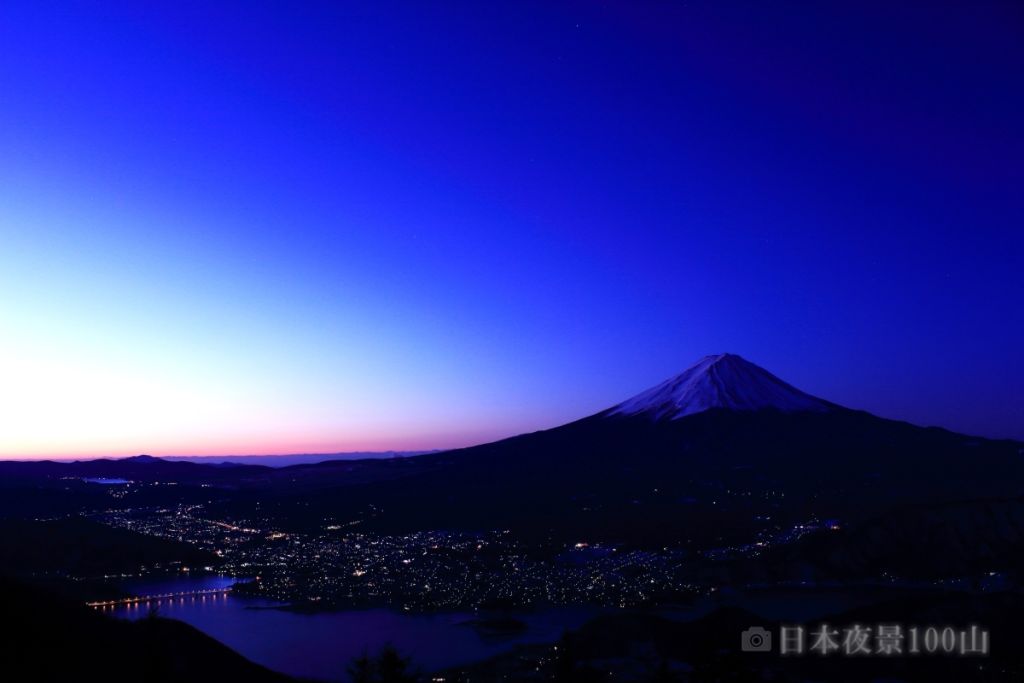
[740,626,772,652]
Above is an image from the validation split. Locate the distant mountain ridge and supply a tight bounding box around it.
[162,450,437,467]
[4,451,437,468]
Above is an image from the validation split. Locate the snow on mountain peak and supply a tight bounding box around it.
[607,353,834,420]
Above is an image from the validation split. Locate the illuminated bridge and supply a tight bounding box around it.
[87,587,231,608]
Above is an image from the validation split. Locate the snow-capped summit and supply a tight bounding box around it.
[607,353,834,420]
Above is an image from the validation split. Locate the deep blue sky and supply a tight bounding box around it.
[1,1,1021,456]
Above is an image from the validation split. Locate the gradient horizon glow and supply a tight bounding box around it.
[1,2,1022,458]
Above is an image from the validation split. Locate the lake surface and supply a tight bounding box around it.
[105,576,603,681]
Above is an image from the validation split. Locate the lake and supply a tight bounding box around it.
[104,575,604,681]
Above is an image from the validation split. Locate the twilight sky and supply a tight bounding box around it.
[1,1,1021,458]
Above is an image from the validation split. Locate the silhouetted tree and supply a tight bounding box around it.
[377,643,417,683]
[347,644,419,683]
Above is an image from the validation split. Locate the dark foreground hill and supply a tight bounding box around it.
[0,576,296,683]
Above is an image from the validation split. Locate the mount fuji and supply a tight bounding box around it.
[224,354,1024,544]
